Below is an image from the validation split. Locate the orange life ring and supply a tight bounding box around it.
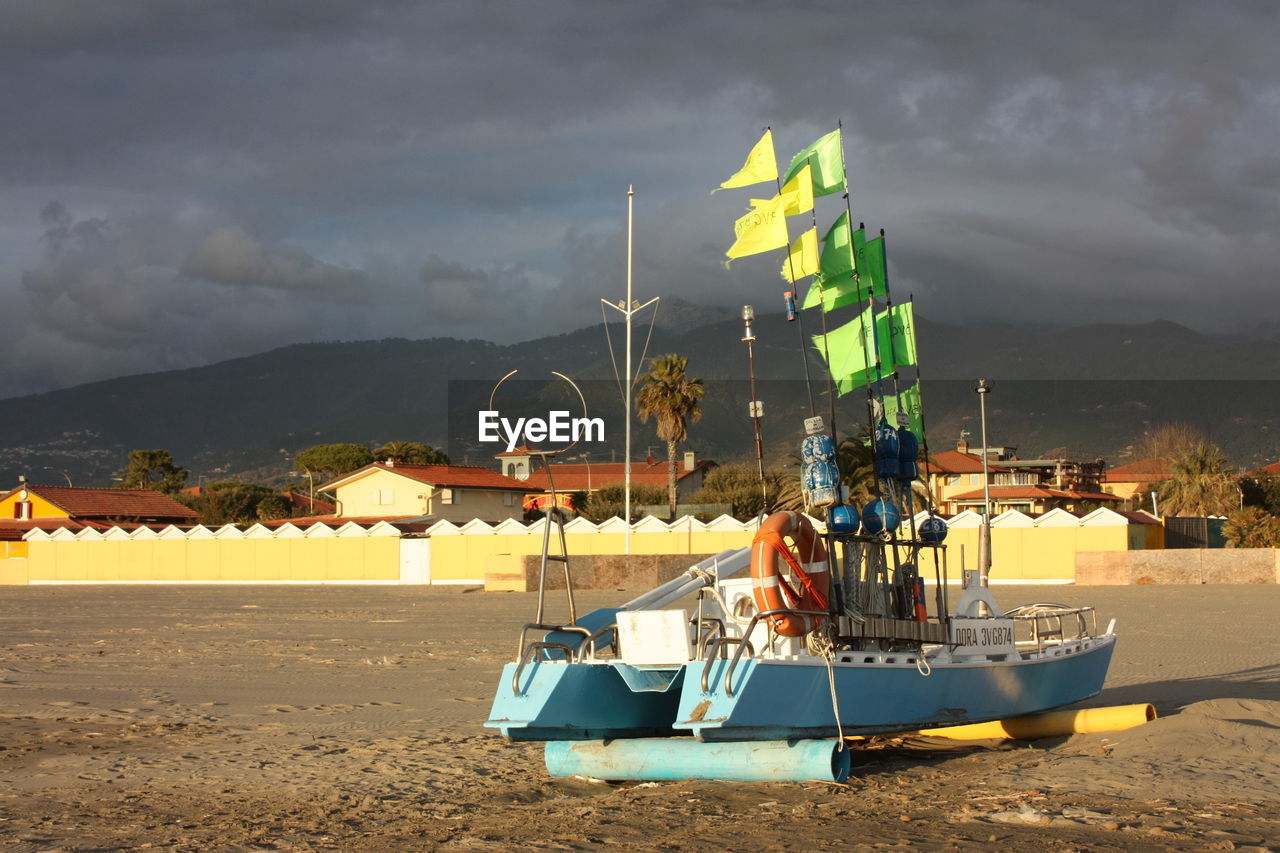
[750,511,830,637]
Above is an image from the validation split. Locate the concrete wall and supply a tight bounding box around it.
[1077,548,1280,585]
[486,552,719,591]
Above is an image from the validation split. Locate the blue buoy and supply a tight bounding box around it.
[874,420,900,478]
[862,498,901,534]
[896,427,919,481]
[919,513,948,544]
[827,502,860,534]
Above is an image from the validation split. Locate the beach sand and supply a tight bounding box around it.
[1,584,1277,851]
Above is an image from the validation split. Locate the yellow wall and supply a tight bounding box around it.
[0,540,28,584]
[25,534,401,583]
[14,511,1153,586]
[333,469,522,523]
[0,489,69,519]
[939,522,1133,581]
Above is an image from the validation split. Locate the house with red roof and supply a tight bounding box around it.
[1244,460,1280,479]
[926,437,1116,515]
[0,481,199,541]
[317,461,528,524]
[1102,457,1171,508]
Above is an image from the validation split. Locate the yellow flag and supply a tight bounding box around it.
[714,129,777,192]
[726,193,791,260]
[780,163,814,216]
[780,227,818,283]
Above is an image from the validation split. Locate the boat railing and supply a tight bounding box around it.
[514,622,591,662]
[510,640,577,696]
[1002,604,1098,653]
[705,608,828,698]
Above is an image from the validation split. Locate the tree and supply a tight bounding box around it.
[117,449,188,494]
[372,441,449,465]
[294,444,374,482]
[177,482,281,525]
[635,354,705,518]
[837,430,879,506]
[580,483,668,522]
[1241,475,1280,516]
[255,494,292,521]
[1133,422,1206,461]
[688,464,796,519]
[1153,443,1239,516]
[1223,507,1280,548]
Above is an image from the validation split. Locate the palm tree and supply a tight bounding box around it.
[1154,443,1239,516]
[373,441,449,465]
[636,354,705,518]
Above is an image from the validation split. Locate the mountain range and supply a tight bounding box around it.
[3,309,1279,488]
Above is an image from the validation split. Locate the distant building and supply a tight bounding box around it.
[0,482,199,541]
[318,462,528,524]
[1103,457,1171,509]
[927,438,1116,515]
[495,447,716,510]
[1244,460,1280,479]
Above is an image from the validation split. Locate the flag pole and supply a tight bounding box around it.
[772,127,820,421]
[833,121,883,502]
[601,186,658,554]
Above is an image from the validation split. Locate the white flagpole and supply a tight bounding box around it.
[602,186,658,555]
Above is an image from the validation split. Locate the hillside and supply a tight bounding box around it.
[2,314,1279,487]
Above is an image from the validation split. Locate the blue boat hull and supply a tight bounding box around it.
[682,637,1116,741]
[487,636,1115,742]
[488,658,684,741]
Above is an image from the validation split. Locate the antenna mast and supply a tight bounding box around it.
[602,186,658,553]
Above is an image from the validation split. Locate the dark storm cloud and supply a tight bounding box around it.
[0,0,1277,397]
[182,226,366,293]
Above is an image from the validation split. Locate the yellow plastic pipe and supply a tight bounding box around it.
[910,703,1156,741]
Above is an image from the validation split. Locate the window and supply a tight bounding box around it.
[14,501,32,520]
[503,491,516,507]
[373,488,394,505]
[440,488,458,505]
[506,463,516,477]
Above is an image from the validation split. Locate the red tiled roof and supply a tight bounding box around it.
[1245,461,1280,477]
[520,459,714,492]
[319,463,528,492]
[3,485,198,520]
[1105,457,1169,483]
[281,491,336,514]
[949,485,1121,502]
[0,519,88,540]
[926,450,988,474]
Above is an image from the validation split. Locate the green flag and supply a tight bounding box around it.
[886,301,917,367]
[820,212,854,279]
[884,383,924,434]
[811,307,895,395]
[781,129,845,197]
[801,275,825,310]
[854,231,887,298]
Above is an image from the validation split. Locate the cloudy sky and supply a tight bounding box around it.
[1,0,1277,398]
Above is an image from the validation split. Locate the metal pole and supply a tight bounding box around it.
[742,305,768,512]
[976,378,992,587]
[625,185,633,554]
